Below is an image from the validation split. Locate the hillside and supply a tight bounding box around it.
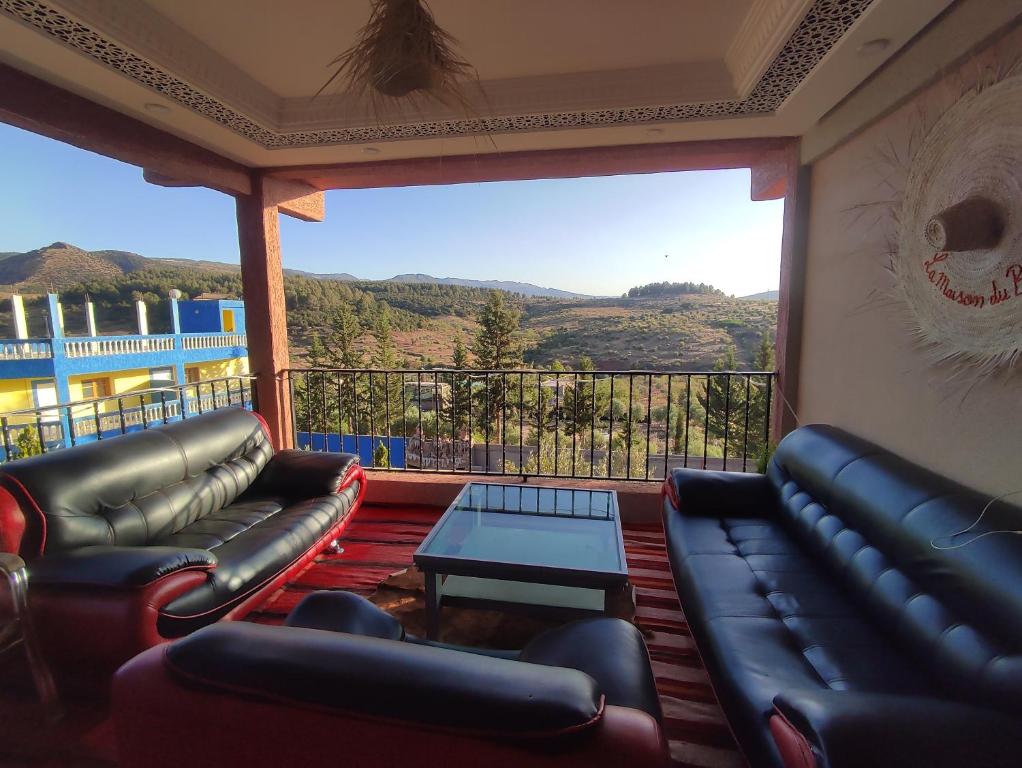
[0,242,148,290]
[0,243,776,369]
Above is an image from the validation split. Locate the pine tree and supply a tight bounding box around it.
[747,332,776,460]
[369,304,402,437]
[324,305,363,369]
[472,292,522,437]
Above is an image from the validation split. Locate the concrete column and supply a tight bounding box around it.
[85,300,98,337]
[46,294,64,338]
[135,300,149,336]
[10,295,28,339]
[237,175,293,449]
[169,298,181,334]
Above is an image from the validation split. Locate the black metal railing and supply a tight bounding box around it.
[286,368,775,481]
[0,375,257,463]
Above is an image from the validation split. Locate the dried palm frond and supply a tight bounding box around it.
[319,0,473,102]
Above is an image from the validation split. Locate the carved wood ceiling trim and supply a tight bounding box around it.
[0,0,875,149]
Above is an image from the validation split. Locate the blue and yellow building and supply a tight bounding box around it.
[0,293,249,450]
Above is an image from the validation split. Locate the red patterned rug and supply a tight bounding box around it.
[244,503,745,768]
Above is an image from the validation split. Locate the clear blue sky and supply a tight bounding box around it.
[0,122,784,297]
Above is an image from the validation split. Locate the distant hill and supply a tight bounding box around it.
[0,244,586,298]
[740,290,779,301]
[0,242,148,290]
[0,243,775,368]
[386,273,590,299]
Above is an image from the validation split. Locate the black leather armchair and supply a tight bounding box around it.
[113,591,669,768]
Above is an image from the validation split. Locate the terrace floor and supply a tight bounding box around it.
[0,502,744,768]
[247,504,744,768]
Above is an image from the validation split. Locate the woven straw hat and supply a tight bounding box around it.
[894,73,1022,371]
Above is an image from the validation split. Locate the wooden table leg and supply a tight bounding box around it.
[424,571,442,640]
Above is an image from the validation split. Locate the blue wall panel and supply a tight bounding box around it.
[296,432,406,469]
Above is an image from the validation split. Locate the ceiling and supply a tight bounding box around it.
[0,0,955,167]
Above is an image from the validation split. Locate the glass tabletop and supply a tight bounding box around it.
[415,483,625,576]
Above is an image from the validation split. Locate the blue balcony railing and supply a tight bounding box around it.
[0,333,247,362]
[0,375,256,463]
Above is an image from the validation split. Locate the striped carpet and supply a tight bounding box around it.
[244,504,745,768]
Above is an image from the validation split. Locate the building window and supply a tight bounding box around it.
[222,309,235,333]
[81,378,111,400]
[185,367,201,384]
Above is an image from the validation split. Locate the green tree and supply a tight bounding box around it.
[746,332,776,461]
[15,425,42,459]
[472,292,522,437]
[368,305,402,437]
[373,440,390,468]
[324,304,364,369]
[563,355,609,442]
[698,346,748,450]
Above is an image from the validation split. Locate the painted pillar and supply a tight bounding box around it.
[236,174,293,449]
[85,300,98,337]
[48,330,73,449]
[10,295,28,339]
[169,298,181,334]
[135,300,149,336]
[46,294,64,338]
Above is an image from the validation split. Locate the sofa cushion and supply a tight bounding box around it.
[1,408,272,555]
[157,480,361,636]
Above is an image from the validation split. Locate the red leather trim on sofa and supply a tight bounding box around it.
[251,410,271,442]
[770,712,818,768]
[115,644,669,768]
[0,472,47,557]
[337,463,365,493]
[661,475,680,512]
[29,569,211,675]
[0,482,26,555]
[218,486,365,623]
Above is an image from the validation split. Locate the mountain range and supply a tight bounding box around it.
[0,242,778,369]
[0,243,592,298]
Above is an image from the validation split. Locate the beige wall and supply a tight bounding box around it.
[798,21,1022,497]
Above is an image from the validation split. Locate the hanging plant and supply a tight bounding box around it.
[319,0,473,101]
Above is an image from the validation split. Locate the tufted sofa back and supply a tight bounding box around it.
[768,425,1022,714]
[0,408,273,557]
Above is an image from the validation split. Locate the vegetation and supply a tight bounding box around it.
[14,425,42,459]
[625,281,723,299]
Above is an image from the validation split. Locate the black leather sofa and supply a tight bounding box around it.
[113,591,669,768]
[0,408,365,674]
[662,424,1022,768]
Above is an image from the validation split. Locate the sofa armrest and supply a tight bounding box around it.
[771,690,1022,768]
[28,545,216,589]
[251,450,361,500]
[663,468,775,517]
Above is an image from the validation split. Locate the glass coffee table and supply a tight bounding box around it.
[413,482,628,639]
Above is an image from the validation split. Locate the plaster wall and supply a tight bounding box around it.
[798,21,1022,497]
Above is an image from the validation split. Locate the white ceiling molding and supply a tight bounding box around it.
[727,0,815,99]
[0,0,877,149]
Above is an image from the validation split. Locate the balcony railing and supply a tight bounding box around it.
[286,368,775,481]
[0,375,256,463]
[0,333,248,361]
[0,339,54,360]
